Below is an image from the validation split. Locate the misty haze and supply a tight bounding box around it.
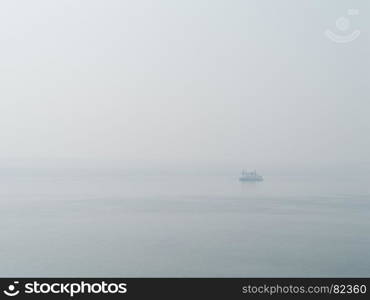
[0,0,369,277]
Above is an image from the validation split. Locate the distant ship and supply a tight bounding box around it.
[239,169,263,182]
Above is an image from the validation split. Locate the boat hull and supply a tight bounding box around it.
[239,177,263,182]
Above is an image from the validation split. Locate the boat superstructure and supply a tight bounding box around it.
[239,169,263,182]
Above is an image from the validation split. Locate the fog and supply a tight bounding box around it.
[1,1,370,278]
[1,0,369,172]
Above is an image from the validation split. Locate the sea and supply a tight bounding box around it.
[1,169,369,277]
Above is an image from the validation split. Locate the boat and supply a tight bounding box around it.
[239,169,263,182]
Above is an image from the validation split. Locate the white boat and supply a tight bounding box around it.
[239,169,263,182]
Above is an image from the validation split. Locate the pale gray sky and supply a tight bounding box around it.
[0,0,369,170]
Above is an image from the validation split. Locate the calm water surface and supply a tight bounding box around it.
[1,171,369,276]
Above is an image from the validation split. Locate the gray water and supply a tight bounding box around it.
[1,170,369,277]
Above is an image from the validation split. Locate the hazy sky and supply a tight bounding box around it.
[0,0,369,170]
